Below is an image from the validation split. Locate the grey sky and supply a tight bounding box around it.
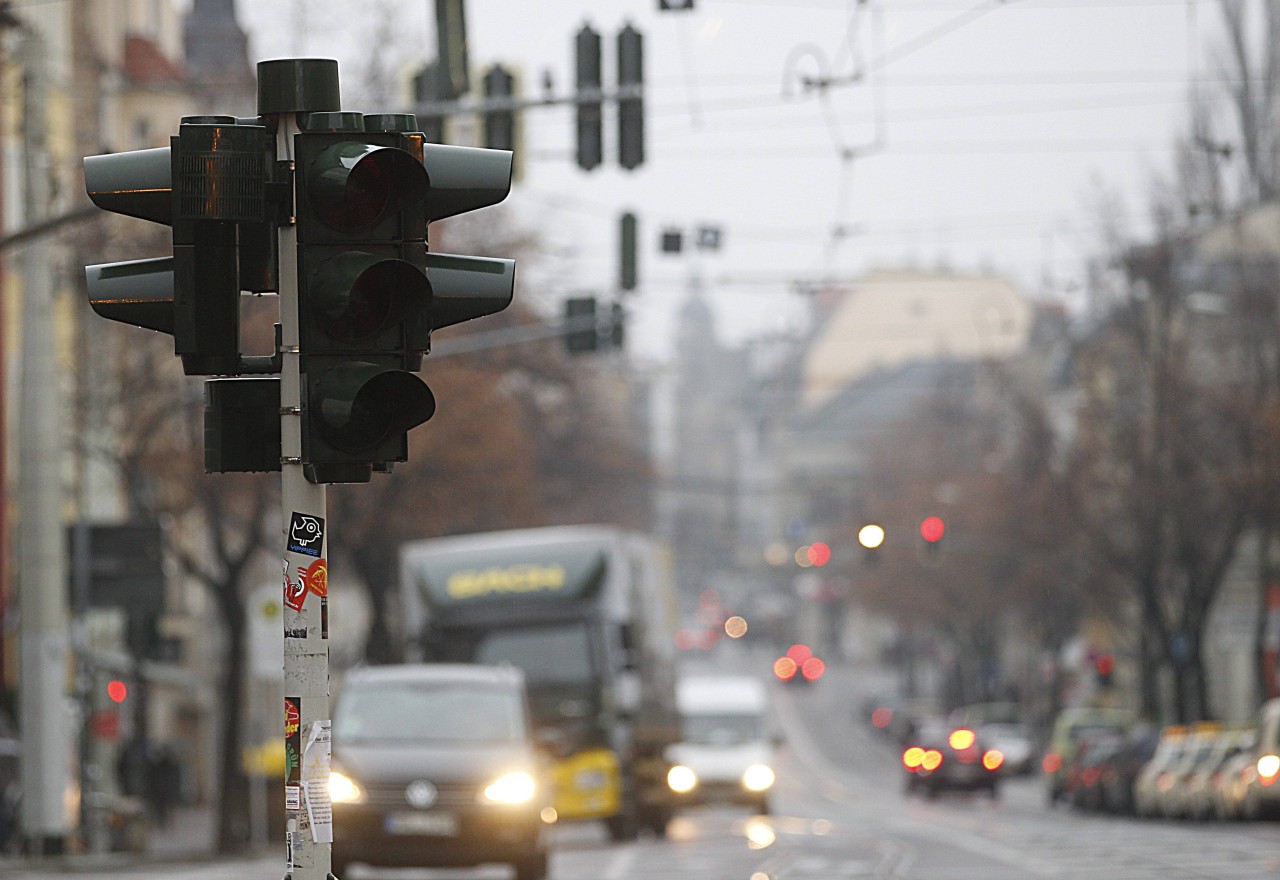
[236,0,1205,360]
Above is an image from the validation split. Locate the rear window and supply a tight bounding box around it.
[335,681,524,744]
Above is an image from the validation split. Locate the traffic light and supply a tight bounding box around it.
[920,515,945,546]
[482,64,516,152]
[106,680,128,704]
[294,112,515,483]
[617,23,644,170]
[619,211,637,291]
[575,23,603,171]
[1095,653,1115,688]
[564,297,598,353]
[84,117,275,375]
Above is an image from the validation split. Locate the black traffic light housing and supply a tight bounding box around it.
[84,118,275,376]
[294,113,516,483]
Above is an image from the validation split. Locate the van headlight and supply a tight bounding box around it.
[742,764,775,792]
[329,771,364,804]
[667,765,697,793]
[482,771,537,805]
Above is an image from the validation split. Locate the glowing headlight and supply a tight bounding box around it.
[483,771,537,805]
[329,771,363,804]
[667,765,698,793]
[742,764,775,792]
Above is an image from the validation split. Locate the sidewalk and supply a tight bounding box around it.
[0,804,273,873]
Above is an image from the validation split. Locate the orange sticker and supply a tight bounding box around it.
[303,558,328,598]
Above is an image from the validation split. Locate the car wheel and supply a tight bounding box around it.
[513,850,548,880]
[988,783,1000,800]
[606,805,639,841]
[643,805,673,838]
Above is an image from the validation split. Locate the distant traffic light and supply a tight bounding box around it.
[920,515,945,545]
[617,23,644,170]
[1095,653,1115,688]
[107,680,128,704]
[574,23,603,171]
[482,64,516,152]
[620,211,637,291]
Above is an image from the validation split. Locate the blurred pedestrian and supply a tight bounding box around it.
[146,745,181,828]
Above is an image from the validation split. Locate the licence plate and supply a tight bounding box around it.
[575,770,607,791]
[384,812,458,836]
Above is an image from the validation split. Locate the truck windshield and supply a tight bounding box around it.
[474,623,595,685]
[335,682,523,743]
[683,713,761,746]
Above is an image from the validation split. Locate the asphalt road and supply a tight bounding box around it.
[8,658,1280,879]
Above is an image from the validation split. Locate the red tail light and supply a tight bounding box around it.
[903,747,925,771]
[801,657,826,681]
[773,657,798,681]
[983,749,1005,771]
[1042,753,1062,774]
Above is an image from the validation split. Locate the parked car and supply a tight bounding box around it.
[1043,707,1136,804]
[1096,724,1160,815]
[329,664,550,880]
[1234,697,1280,820]
[1067,733,1125,812]
[1216,749,1261,820]
[1134,725,1189,818]
[1157,725,1222,819]
[902,724,1003,799]
[1184,728,1254,821]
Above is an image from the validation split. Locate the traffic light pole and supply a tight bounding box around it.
[262,62,337,880]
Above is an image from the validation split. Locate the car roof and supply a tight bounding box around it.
[341,663,525,689]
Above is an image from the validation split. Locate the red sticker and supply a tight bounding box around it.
[303,558,328,598]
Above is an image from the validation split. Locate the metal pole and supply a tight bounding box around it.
[261,58,337,880]
[16,24,73,854]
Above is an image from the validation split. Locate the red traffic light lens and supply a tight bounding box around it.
[107,680,128,703]
[920,515,945,543]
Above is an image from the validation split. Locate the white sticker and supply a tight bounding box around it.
[302,719,333,844]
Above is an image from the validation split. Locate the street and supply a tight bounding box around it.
[7,662,1280,880]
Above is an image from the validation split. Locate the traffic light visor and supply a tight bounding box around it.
[309,143,428,231]
[85,257,175,334]
[84,147,172,225]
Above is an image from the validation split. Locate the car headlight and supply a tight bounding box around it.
[482,771,537,805]
[742,764,775,792]
[667,765,697,793]
[329,771,363,804]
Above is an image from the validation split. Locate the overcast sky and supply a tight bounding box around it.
[236,0,1211,361]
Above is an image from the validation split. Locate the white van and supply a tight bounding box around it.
[666,675,778,814]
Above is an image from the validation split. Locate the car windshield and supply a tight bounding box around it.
[683,713,762,745]
[334,682,524,743]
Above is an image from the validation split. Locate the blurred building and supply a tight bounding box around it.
[2,0,263,849]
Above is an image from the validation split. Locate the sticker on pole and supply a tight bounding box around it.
[285,697,302,811]
[288,512,325,558]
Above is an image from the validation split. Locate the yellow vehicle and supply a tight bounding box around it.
[401,526,680,840]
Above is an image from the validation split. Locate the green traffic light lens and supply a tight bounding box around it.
[313,363,435,452]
